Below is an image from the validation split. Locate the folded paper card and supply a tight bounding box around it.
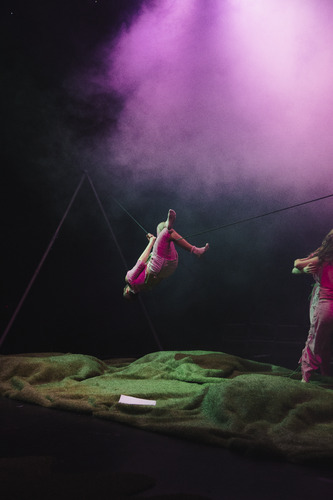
[119,394,156,406]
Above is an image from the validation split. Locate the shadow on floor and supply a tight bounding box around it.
[1,396,333,500]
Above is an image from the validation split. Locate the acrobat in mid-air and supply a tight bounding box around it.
[123,209,209,300]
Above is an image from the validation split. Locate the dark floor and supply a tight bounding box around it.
[1,395,333,500]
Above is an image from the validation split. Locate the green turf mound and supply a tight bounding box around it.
[1,350,333,463]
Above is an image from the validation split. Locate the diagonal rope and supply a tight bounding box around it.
[109,190,333,241]
[86,173,163,351]
[179,192,333,241]
[110,195,148,234]
[0,173,86,349]
[86,173,129,272]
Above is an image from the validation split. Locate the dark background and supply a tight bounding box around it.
[1,0,332,365]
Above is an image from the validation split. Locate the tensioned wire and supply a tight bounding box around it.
[180,193,333,241]
[110,195,148,234]
[114,192,333,240]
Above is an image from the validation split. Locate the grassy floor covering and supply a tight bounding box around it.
[1,350,333,464]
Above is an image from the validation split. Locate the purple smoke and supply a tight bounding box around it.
[83,0,333,206]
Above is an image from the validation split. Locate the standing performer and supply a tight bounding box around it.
[293,230,333,382]
[123,209,209,299]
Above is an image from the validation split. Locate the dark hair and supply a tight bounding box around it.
[317,230,333,263]
[123,285,139,301]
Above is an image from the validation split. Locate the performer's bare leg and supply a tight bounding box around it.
[157,209,177,235]
[156,208,209,256]
[171,230,209,257]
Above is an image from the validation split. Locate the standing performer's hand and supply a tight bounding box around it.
[304,262,319,274]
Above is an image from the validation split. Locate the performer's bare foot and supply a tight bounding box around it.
[191,243,209,257]
[166,209,176,230]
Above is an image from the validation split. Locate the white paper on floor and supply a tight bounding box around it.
[119,394,156,406]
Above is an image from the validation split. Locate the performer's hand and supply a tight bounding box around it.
[146,233,156,243]
[304,263,318,274]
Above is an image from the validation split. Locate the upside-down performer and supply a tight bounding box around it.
[123,209,209,300]
[293,229,333,382]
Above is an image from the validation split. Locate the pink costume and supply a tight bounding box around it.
[125,228,178,293]
[300,263,333,381]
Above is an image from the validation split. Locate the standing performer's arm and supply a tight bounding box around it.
[292,256,320,274]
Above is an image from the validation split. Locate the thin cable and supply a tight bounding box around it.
[0,173,86,350]
[138,295,164,351]
[86,173,163,351]
[179,192,333,241]
[86,173,129,272]
[110,195,148,234]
